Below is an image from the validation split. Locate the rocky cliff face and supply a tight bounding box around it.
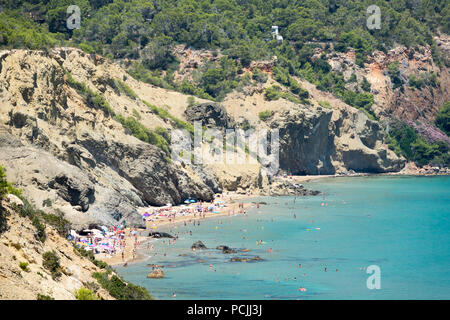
[0,47,409,228]
[0,49,215,229]
[270,103,403,174]
[321,39,450,126]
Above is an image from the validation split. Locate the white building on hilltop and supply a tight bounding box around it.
[272,26,283,43]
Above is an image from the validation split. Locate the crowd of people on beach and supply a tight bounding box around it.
[68,222,144,262]
[67,194,249,263]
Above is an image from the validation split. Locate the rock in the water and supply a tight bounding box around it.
[191,241,207,250]
[147,269,165,279]
[216,245,237,254]
[149,231,175,239]
[231,256,262,262]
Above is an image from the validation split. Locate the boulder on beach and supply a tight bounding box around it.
[191,241,207,250]
[147,269,165,279]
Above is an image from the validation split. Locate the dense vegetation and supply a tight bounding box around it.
[1,0,448,102]
[2,0,448,56]
[386,121,449,167]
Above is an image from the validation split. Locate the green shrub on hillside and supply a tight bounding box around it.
[187,96,197,107]
[73,245,112,272]
[435,102,450,136]
[39,209,71,237]
[409,74,426,89]
[361,77,371,92]
[114,114,170,154]
[37,294,54,300]
[318,100,331,109]
[143,101,194,134]
[114,79,138,100]
[258,110,272,121]
[0,165,22,200]
[1,166,47,238]
[92,271,153,300]
[387,62,404,89]
[251,68,268,84]
[42,251,62,279]
[65,72,115,116]
[74,288,98,300]
[13,197,46,242]
[264,85,282,101]
[19,261,30,272]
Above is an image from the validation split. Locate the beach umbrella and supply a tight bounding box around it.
[190,199,196,203]
[143,213,151,217]
[184,199,190,204]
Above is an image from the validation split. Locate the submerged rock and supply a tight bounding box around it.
[230,256,263,262]
[147,269,165,279]
[216,245,237,254]
[191,241,207,250]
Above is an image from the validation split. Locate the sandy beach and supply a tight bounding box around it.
[96,191,257,266]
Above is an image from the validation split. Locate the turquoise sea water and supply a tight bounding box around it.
[115,176,450,300]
